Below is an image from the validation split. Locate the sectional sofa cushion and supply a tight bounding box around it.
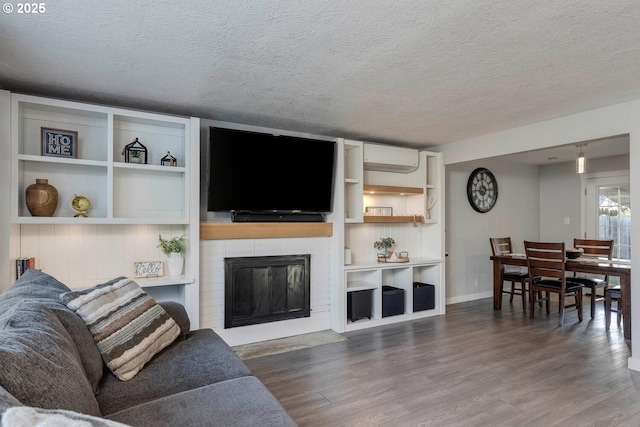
[106,377,298,427]
[0,301,101,416]
[96,328,253,415]
[0,269,104,394]
[60,277,181,381]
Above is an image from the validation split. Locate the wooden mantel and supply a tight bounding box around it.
[200,222,333,240]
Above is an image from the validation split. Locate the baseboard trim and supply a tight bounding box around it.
[628,356,640,372]
[446,290,493,305]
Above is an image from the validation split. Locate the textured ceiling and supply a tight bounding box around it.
[2,1,640,149]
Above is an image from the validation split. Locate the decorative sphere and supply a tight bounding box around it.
[71,195,91,213]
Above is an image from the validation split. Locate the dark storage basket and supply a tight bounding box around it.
[382,285,405,317]
[347,289,373,322]
[413,282,435,311]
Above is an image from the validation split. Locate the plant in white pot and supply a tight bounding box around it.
[374,237,395,258]
[158,234,186,276]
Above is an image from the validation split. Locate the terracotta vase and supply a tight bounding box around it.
[25,179,58,217]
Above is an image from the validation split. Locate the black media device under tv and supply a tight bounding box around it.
[207,127,336,222]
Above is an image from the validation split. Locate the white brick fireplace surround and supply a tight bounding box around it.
[199,237,331,346]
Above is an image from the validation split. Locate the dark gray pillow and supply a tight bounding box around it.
[51,306,105,394]
[0,268,71,303]
[158,301,190,336]
[0,301,101,416]
[0,269,104,394]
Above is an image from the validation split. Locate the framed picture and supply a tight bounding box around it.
[365,206,393,216]
[41,127,78,158]
[133,261,164,278]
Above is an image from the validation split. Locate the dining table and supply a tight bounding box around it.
[490,253,632,339]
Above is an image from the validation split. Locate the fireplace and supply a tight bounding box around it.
[224,254,311,328]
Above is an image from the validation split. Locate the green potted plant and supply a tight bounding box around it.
[374,237,395,258]
[158,234,186,276]
[129,149,143,163]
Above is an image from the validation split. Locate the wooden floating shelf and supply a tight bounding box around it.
[363,184,424,195]
[200,222,333,240]
[363,215,424,223]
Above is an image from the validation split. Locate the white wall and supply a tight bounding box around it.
[538,161,582,243]
[445,158,540,303]
[539,155,629,244]
[18,224,186,288]
[446,154,630,306]
[435,99,640,371]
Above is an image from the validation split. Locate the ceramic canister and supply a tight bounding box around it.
[25,178,58,217]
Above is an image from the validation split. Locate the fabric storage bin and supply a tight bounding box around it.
[413,282,435,311]
[382,285,405,317]
[347,289,373,322]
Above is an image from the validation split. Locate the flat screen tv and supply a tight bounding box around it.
[207,127,336,219]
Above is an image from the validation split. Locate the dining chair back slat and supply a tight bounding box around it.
[573,239,614,258]
[525,244,565,280]
[490,237,513,256]
[571,238,614,319]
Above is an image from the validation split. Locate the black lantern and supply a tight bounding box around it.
[123,138,147,164]
[161,151,177,167]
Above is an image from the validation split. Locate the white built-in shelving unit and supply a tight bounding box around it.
[343,140,364,223]
[336,140,445,332]
[12,95,190,224]
[10,94,200,327]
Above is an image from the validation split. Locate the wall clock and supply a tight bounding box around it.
[467,167,498,213]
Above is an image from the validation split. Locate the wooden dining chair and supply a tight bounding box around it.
[524,241,584,326]
[490,237,529,310]
[571,238,613,319]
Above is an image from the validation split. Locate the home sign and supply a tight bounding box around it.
[41,127,78,158]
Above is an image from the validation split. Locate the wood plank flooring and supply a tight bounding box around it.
[245,297,640,427]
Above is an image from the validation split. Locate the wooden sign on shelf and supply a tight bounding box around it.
[133,261,163,278]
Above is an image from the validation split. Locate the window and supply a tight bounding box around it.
[585,173,630,260]
[597,184,630,259]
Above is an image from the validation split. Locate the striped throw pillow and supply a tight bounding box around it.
[59,277,180,381]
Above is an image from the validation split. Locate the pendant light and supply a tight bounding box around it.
[576,143,587,174]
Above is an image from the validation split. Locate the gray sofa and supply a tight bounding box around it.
[0,269,297,427]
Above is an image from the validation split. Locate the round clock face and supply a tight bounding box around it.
[467,168,498,213]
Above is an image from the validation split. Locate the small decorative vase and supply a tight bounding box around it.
[167,253,184,276]
[25,179,58,217]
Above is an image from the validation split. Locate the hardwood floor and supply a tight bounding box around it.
[246,297,640,427]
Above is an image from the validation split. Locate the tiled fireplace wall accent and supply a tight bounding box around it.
[200,236,331,346]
